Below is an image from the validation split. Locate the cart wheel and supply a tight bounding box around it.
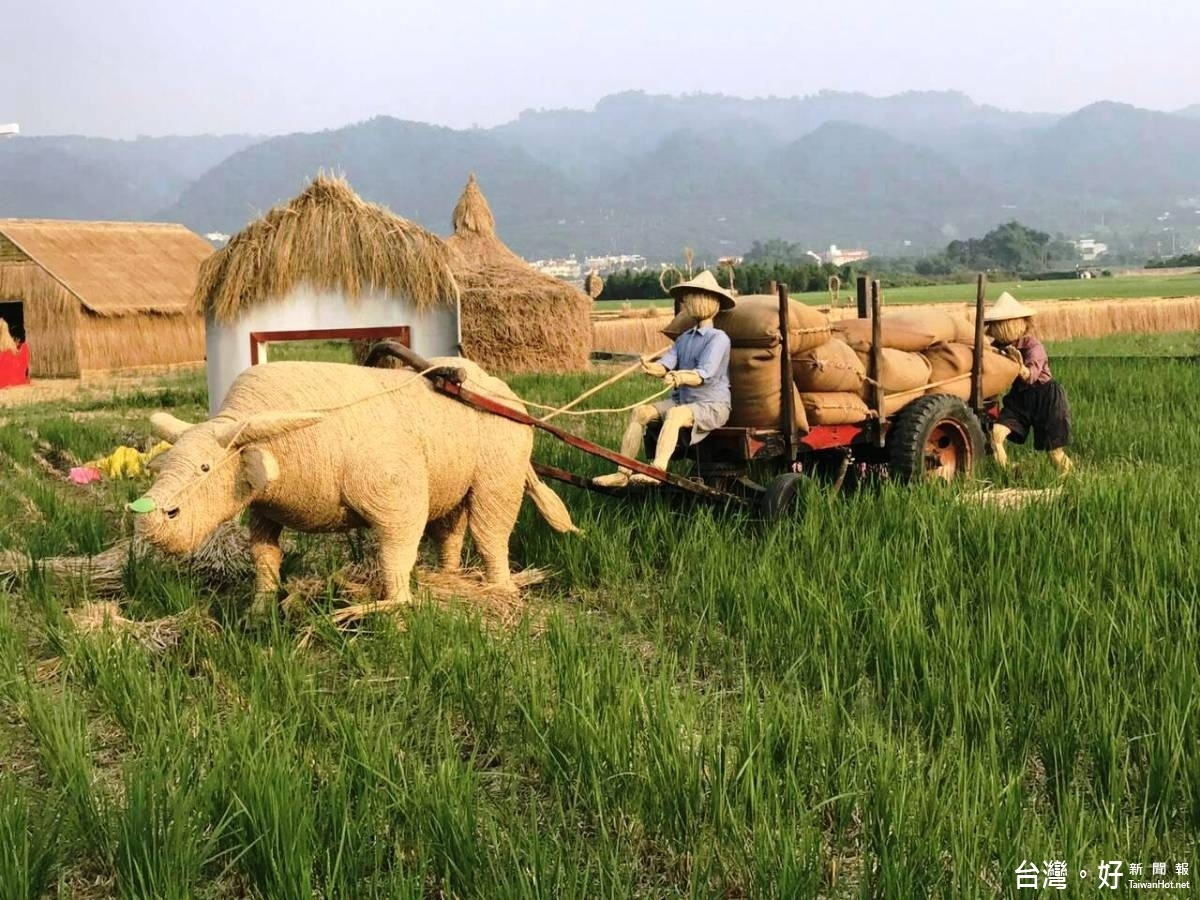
[888,395,984,483]
[760,473,806,521]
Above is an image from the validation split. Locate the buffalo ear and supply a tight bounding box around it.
[240,447,280,493]
[150,412,195,442]
[215,412,325,448]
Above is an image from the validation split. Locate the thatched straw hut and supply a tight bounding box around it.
[0,219,211,377]
[196,175,460,413]
[446,175,591,373]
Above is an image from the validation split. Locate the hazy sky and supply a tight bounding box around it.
[6,0,1198,138]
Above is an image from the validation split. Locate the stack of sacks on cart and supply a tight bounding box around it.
[666,300,1021,429]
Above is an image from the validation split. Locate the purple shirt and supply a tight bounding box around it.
[1015,336,1052,385]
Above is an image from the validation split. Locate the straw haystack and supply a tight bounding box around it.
[446,175,591,373]
[0,219,211,377]
[194,175,460,413]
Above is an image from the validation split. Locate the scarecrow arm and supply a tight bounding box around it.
[665,370,703,388]
[1022,340,1050,383]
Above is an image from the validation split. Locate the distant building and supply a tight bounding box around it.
[825,244,870,266]
[1074,238,1108,261]
[0,218,211,378]
[529,257,582,281]
[584,253,647,274]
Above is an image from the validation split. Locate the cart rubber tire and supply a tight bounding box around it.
[888,395,984,483]
[760,473,805,521]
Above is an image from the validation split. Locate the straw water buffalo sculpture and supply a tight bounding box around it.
[131,358,576,618]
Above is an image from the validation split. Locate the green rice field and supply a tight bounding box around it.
[0,334,1197,897]
[608,271,1200,309]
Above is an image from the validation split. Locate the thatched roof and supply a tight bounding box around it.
[0,219,213,317]
[196,175,458,324]
[446,175,591,373]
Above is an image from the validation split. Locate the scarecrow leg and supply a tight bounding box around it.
[1048,448,1073,476]
[650,405,694,470]
[247,512,283,620]
[631,405,693,485]
[991,424,1012,469]
[593,405,661,488]
[429,503,469,573]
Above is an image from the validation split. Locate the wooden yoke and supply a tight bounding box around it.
[970,273,988,411]
[777,282,796,463]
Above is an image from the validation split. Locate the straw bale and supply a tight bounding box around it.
[584,271,604,299]
[196,174,457,324]
[591,309,675,355]
[913,297,1200,342]
[446,175,591,373]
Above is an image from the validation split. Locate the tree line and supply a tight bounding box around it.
[596,222,1086,301]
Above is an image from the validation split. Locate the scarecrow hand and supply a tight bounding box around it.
[640,360,668,378]
[664,370,704,388]
[1018,364,1031,382]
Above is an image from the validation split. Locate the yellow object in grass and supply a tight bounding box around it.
[88,441,173,479]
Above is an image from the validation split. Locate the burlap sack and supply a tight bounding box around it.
[833,317,938,353]
[922,342,1021,400]
[854,347,932,393]
[728,346,808,431]
[715,295,832,353]
[951,314,977,346]
[980,347,1022,399]
[879,309,959,345]
[792,338,865,393]
[922,342,974,400]
[801,391,870,426]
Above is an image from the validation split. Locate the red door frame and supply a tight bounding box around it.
[248,326,411,365]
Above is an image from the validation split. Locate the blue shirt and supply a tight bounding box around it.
[660,323,732,405]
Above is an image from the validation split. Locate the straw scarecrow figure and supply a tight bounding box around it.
[593,271,734,487]
[984,292,1073,474]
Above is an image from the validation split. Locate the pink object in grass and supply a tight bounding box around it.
[69,466,102,485]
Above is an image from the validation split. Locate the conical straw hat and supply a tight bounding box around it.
[669,269,736,309]
[983,291,1037,322]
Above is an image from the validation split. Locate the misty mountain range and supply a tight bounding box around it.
[3,90,1200,261]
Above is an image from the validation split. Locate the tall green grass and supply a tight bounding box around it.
[0,344,1195,895]
[609,271,1200,308]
